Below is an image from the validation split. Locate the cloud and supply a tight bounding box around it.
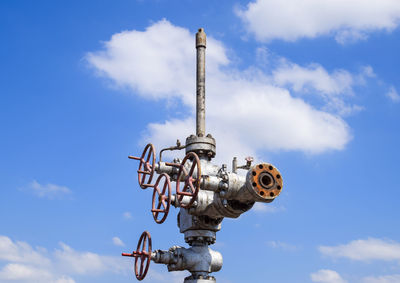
[310,269,347,283]
[236,0,400,44]
[0,235,129,283]
[267,241,298,251]
[25,180,71,199]
[0,236,51,266]
[87,20,360,161]
[0,263,54,281]
[273,63,354,96]
[147,268,185,283]
[271,61,367,115]
[123,211,132,219]
[252,202,284,213]
[319,238,400,262]
[363,274,400,283]
[386,87,400,103]
[112,237,125,247]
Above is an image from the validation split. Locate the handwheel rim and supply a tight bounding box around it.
[151,173,171,224]
[176,152,201,208]
[137,143,156,189]
[134,231,152,281]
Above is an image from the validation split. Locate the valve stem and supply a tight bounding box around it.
[196,28,206,137]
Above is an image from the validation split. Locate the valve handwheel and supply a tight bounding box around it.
[121,231,152,281]
[129,143,156,189]
[151,173,171,224]
[176,152,201,208]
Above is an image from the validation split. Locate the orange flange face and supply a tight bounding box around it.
[250,163,283,200]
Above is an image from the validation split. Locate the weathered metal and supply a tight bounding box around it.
[152,243,223,274]
[196,28,206,138]
[176,152,201,208]
[151,173,172,224]
[122,231,152,281]
[129,143,156,189]
[124,28,284,283]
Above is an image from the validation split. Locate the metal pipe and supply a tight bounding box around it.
[196,28,206,137]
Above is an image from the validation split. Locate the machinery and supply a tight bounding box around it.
[122,28,284,283]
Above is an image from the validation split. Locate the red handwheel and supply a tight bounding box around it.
[176,152,201,208]
[152,173,171,224]
[128,143,156,189]
[121,231,152,281]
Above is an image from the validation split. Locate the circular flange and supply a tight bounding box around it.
[250,163,283,200]
[185,135,216,158]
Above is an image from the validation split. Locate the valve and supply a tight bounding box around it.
[176,152,201,208]
[128,143,156,189]
[151,173,171,224]
[122,231,152,281]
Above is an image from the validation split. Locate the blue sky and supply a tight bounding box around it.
[1,1,400,283]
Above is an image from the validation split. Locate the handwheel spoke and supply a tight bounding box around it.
[161,199,167,209]
[139,258,144,276]
[181,166,188,178]
[154,185,161,196]
[177,191,193,196]
[187,182,195,193]
[145,147,152,162]
[188,162,197,176]
[141,237,147,253]
[144,161,152,172]
[161,180,168,194]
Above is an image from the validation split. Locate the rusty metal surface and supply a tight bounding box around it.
[176,152,201,208]
[151,173,172,224]
[196,28,206,137]
[250,163,283,200]
[128,143,156,189]
[123,28,286,283]
[122,231,152,281]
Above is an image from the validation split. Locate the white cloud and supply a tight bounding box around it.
[123,211,132,219]
[0,263,53,281]
[267,241,298,251]
[0,236,50,266]
[273,63,354,96]
[0,235,129,283]
[319,238,400,262]
[147,268,185,283]
[54,242,127,275]
[252,202,284,213]
[271,61,367,115]
[236,0,400,44]
[87,20,359,161]
[363,274,400,283]
[386,87,400,103]
[112,237,125,247]
[53,276,76,283]
[310,269,347,283]
[26,180,71,199]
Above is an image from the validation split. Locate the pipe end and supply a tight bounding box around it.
[247,163,283,201]
[196,28,206,48]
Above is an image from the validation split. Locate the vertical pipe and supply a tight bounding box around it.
[196,28,206,137]
[232,157,237,173]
